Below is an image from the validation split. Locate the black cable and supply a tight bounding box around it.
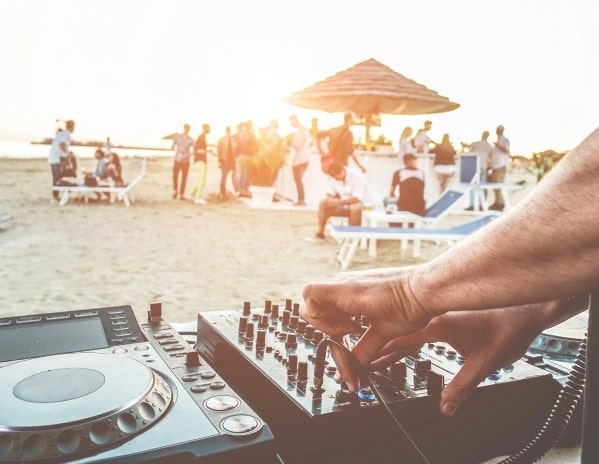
[313,336,432,464]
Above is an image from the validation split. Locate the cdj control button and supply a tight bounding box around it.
[115,330,132,336]
[158,339,179,345]
[107,308,125,315]
[154,333,174,339]
[164,345,185,352]
[45,313,70,321]
[134,345,150,351]
[74,310,98,318]
[210,381,226,390]
[205,395,240,411]
[112,348,128,355]
[111,321,129,327]
[221,414,260,435]
[200,371,216,379]
[182,374,198,382]
[110,338,125,344]
[191,385,207,393]
[16,316,42,324]
[0,319,12,326]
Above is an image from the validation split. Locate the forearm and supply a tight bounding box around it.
[412,127,599,316]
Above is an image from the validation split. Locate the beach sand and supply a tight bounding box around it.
[0,155,583,463]
[1,154,497,322]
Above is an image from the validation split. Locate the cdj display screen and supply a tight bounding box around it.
[0,317,108,362]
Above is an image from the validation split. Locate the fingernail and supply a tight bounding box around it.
[441,401,457,416]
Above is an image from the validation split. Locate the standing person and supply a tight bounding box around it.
[320,113,366,173]
[316,161,366,239]
[171,123,194,200]
[48,119,75,201]
[413,120,433,153]
[103,137,113,156]
[216,126,236,200]
[289,115,311,206]
[300,125,599,462]
[397,126,414,164]
[468,130,493,182]
[430,133,457,193]
[489,125,511,211]
[191,123,211,205]
[234,121,257,198]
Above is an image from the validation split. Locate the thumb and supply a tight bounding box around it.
[439,357,491,416]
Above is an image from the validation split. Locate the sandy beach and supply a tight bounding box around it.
[0,154,536,323]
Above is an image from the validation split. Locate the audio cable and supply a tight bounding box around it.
[312,336,432,464]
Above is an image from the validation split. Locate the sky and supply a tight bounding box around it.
[1,0,598,156]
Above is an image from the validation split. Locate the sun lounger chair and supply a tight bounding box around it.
[332,214,498,270]
[52,158,147,207]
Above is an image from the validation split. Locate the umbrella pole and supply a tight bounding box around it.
[365,124,371,150]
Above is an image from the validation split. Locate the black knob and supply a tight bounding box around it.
[282,310,291,326]
[264,300,272,314]
[257,329,266,346]
[245,321,255,339]
[185,351,202,368]
[298,361,308,381]
[238,316,248,333]
[288,354,298,375]
[289,315,299,329]
[285,299,292,312]
[390,361,406,382]
[243,301,251,316]
[271,304,280,319]
[313,330,324,344]
[292,302,300,316]
[297,320,307,334]
[148,302,162,324]
[414,358,432,378]
[259,314,269,328]
[427,371,444,397]
[286,333,297,348]
[304,324,315,339]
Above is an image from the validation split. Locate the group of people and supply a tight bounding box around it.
[170,116,313,206]
[47,120,124,201]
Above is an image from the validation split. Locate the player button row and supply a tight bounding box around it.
[182,371,217,382]
[110,336,140,344]
[190,381,226,393]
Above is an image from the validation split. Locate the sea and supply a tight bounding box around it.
[0,140,172,160]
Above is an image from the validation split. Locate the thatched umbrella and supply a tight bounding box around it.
[283,58,460,145]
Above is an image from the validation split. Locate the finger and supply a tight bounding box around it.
[439,356,495,416]
[329,342,360,392]
[350,326,390,370]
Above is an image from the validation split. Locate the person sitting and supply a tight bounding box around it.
[57,150,78,185]
[316,161,366,239]
[386,153,426,215]
[105,152,124,186]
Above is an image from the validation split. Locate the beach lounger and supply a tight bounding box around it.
[332,214,498,270]
[52,158,146,207]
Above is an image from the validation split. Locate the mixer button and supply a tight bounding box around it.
[191,384,207,393]
[200,371,216,379]
[210,382,226,390]
[182,374,198,382]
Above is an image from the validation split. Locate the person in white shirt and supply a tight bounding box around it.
[397,126,414,163]
[489,125,511,211]
[316,162,366,239]
[413,120,433,153]
[48,120,75,201]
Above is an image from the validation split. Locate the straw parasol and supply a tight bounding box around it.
[283,58,460,144]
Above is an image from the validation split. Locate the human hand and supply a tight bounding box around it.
[300,265,432,391]
[368,305,552,416]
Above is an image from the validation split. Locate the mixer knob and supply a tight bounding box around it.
[298,361,308,381]
[289,315,299,329]
[297,320,307,334]
[185,351,202,368]
[271,304,280,319]
[287,354,298,375]
[304,324,315,339]
[264,300,272,314]
[257,329,266,347]
[243,301,251,316]
[313,330,324,345]
[238,316,248,333]
[292,302,300,316]
[414,358,432,378]
[282,310,291,326]
[390,361,406,382]
[148,301,162,324]
[286,333,297,349]
[245,321,255,339]
[285,299,293,312]
[259,314,269,328]
[427,371,444,397]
